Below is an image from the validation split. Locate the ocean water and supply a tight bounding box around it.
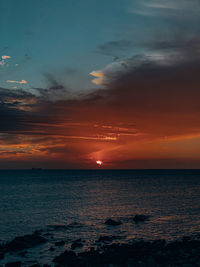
[0,170,200,263]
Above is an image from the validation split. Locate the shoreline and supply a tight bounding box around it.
[1,230,200,266]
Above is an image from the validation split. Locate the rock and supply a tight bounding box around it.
[71,239,83,250]
[5,262,21,267]
[6,232,47,252]
[181,264,195,267]
[5,233,47,252]
[53,250,77,265]
[29,264,41,267]
[75,238,82,242]
[54,240,65,246]
[105,219,122,226]
[133,214,149,223]
[33,229,43,235]
[196,260,200,266]
[146,256,156,267]
[0,252,4,260]
[151,239,166,251]
[43,233,52,237]
[49,246,55,251]
[18,250,28,257]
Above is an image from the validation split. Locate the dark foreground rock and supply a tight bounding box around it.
[0,232,47,259]
[53,250,77,265]
[5,233,47,252]
[104,219,122,226]
[0,252,4,260]
[54,241,65,247]
[52,237,200,266]
[71,239,83,250]
[133,214,149,222]
[5,262,21,267]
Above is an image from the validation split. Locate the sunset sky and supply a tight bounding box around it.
[0,0,200,169]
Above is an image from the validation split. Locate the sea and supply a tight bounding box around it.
[0,169,200,264]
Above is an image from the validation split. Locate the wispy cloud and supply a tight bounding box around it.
[0,60,5,67]
[0,55,11,67]
[7,80,28,84]
[2,55,11,59]
[90,70,105,85]
[131,0,200,18]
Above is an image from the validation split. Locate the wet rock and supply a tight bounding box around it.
[54,240,65,246]
[151,239,166,251]
[5,262,21,267]
[43,233,52,237]
[18,250,28,257]
[29,264,41,267]
[146,256,156,267]
[133,214,149,223]
[53,250,77,265]
[182,264,195,267]
[71,239,83,250]
[105,218,122,226]
[33,229,43,235]
[50,237,200,266]
[0,252,4,260]
[75,238,82,242]
[5,232,47,252]
[78,248,101,265]
[49,246,55,251]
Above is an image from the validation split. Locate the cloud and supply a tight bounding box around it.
[2,55,11,59]
[131,0,200,18]
[0,55,11,67]
[90,49,182,85]
[0,60,5,67]
[7,80,28,84]
[90,70,105,85]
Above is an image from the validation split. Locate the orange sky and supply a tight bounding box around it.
[0,58,200,169]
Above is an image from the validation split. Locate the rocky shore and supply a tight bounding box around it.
[1,231,200,266]
[0,216,200,266]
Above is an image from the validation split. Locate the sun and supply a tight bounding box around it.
[96,160,103,166]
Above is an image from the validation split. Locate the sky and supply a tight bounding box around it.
[0,0,200,169]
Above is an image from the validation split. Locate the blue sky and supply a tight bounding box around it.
[1,0,135,92]
[2,0,193,93]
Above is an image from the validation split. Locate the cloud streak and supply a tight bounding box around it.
[131,0,200,18]
[7,80,27,84]
[2,55,11,59]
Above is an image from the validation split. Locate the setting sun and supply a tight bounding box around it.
[96,160,103,166]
